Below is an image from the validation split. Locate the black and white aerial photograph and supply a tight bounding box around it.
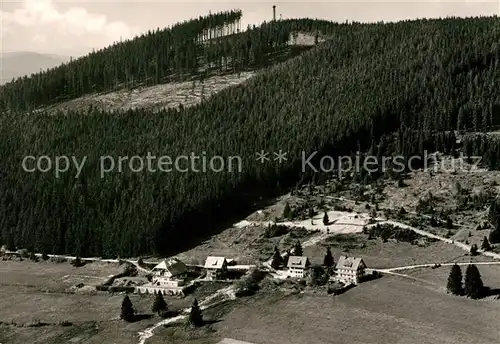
[1,0,500,343]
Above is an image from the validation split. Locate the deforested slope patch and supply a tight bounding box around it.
[0,14,334,113]
[41,71,255,114]
[2,17,500,258]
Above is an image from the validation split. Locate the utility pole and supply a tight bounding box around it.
[273,5,276,21]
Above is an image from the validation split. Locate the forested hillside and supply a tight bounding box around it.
[0,11,336,112]
[1,16,500,257]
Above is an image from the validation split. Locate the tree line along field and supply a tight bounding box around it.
[3,15,500,258]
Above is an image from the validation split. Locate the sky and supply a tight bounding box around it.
[1,0,499,57]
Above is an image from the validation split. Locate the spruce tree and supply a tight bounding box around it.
[489,228,500,244]
[481,236,491,251]
[151,293,168,316]
[293,241,303,256]
[446,264,463,296]
[464,264,484,299]
[120,295,135,322]
[322,212,329,226]
[283,202,292,219]
[188,298,203,327]
[323,247,334,268]
[270,246,283,269]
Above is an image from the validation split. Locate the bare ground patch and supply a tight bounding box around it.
[41,72,255,114]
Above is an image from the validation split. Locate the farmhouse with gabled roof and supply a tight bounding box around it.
[152,258,188,279]
[335,255,366,284]
[136,257,188,296]
[204,256,228,280]
[286,255,310,278]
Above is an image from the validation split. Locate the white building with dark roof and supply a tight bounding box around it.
[135,258,188,296]
[286,255,310,278]
[151,258,188,287]
[335,255,366,284]
[204,256,228,280]
[152,258,187,279]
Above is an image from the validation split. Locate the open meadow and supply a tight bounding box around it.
[0,260,231,344]
[197,275,500,344]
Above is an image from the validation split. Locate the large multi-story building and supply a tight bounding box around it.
[335,255,366,285]
[286,256,310,278]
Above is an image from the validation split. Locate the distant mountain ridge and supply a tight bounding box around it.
[0,51,69,85]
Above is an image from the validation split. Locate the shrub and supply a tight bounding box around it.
[470,244,479,256]
[264,224,290,238]
[71,256,85,267]
[51,256,68,263]
[235,269,263,297]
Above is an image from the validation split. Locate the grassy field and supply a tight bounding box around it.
[1,235,498,344]
[0,260,151,344]
[0,288,155,344]
[304,235,494,269]
[0,259,231,344]
[405,264,500,296]
[0,260,122,292]
[200,275,500,344]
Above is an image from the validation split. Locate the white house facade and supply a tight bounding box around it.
[286,256,310,278]
[335,255,366,285]
[135,258,188,295]
[151,258,187,285]
[204,256,228,280]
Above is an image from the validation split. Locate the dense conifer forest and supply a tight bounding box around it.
[1,14,500,257]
